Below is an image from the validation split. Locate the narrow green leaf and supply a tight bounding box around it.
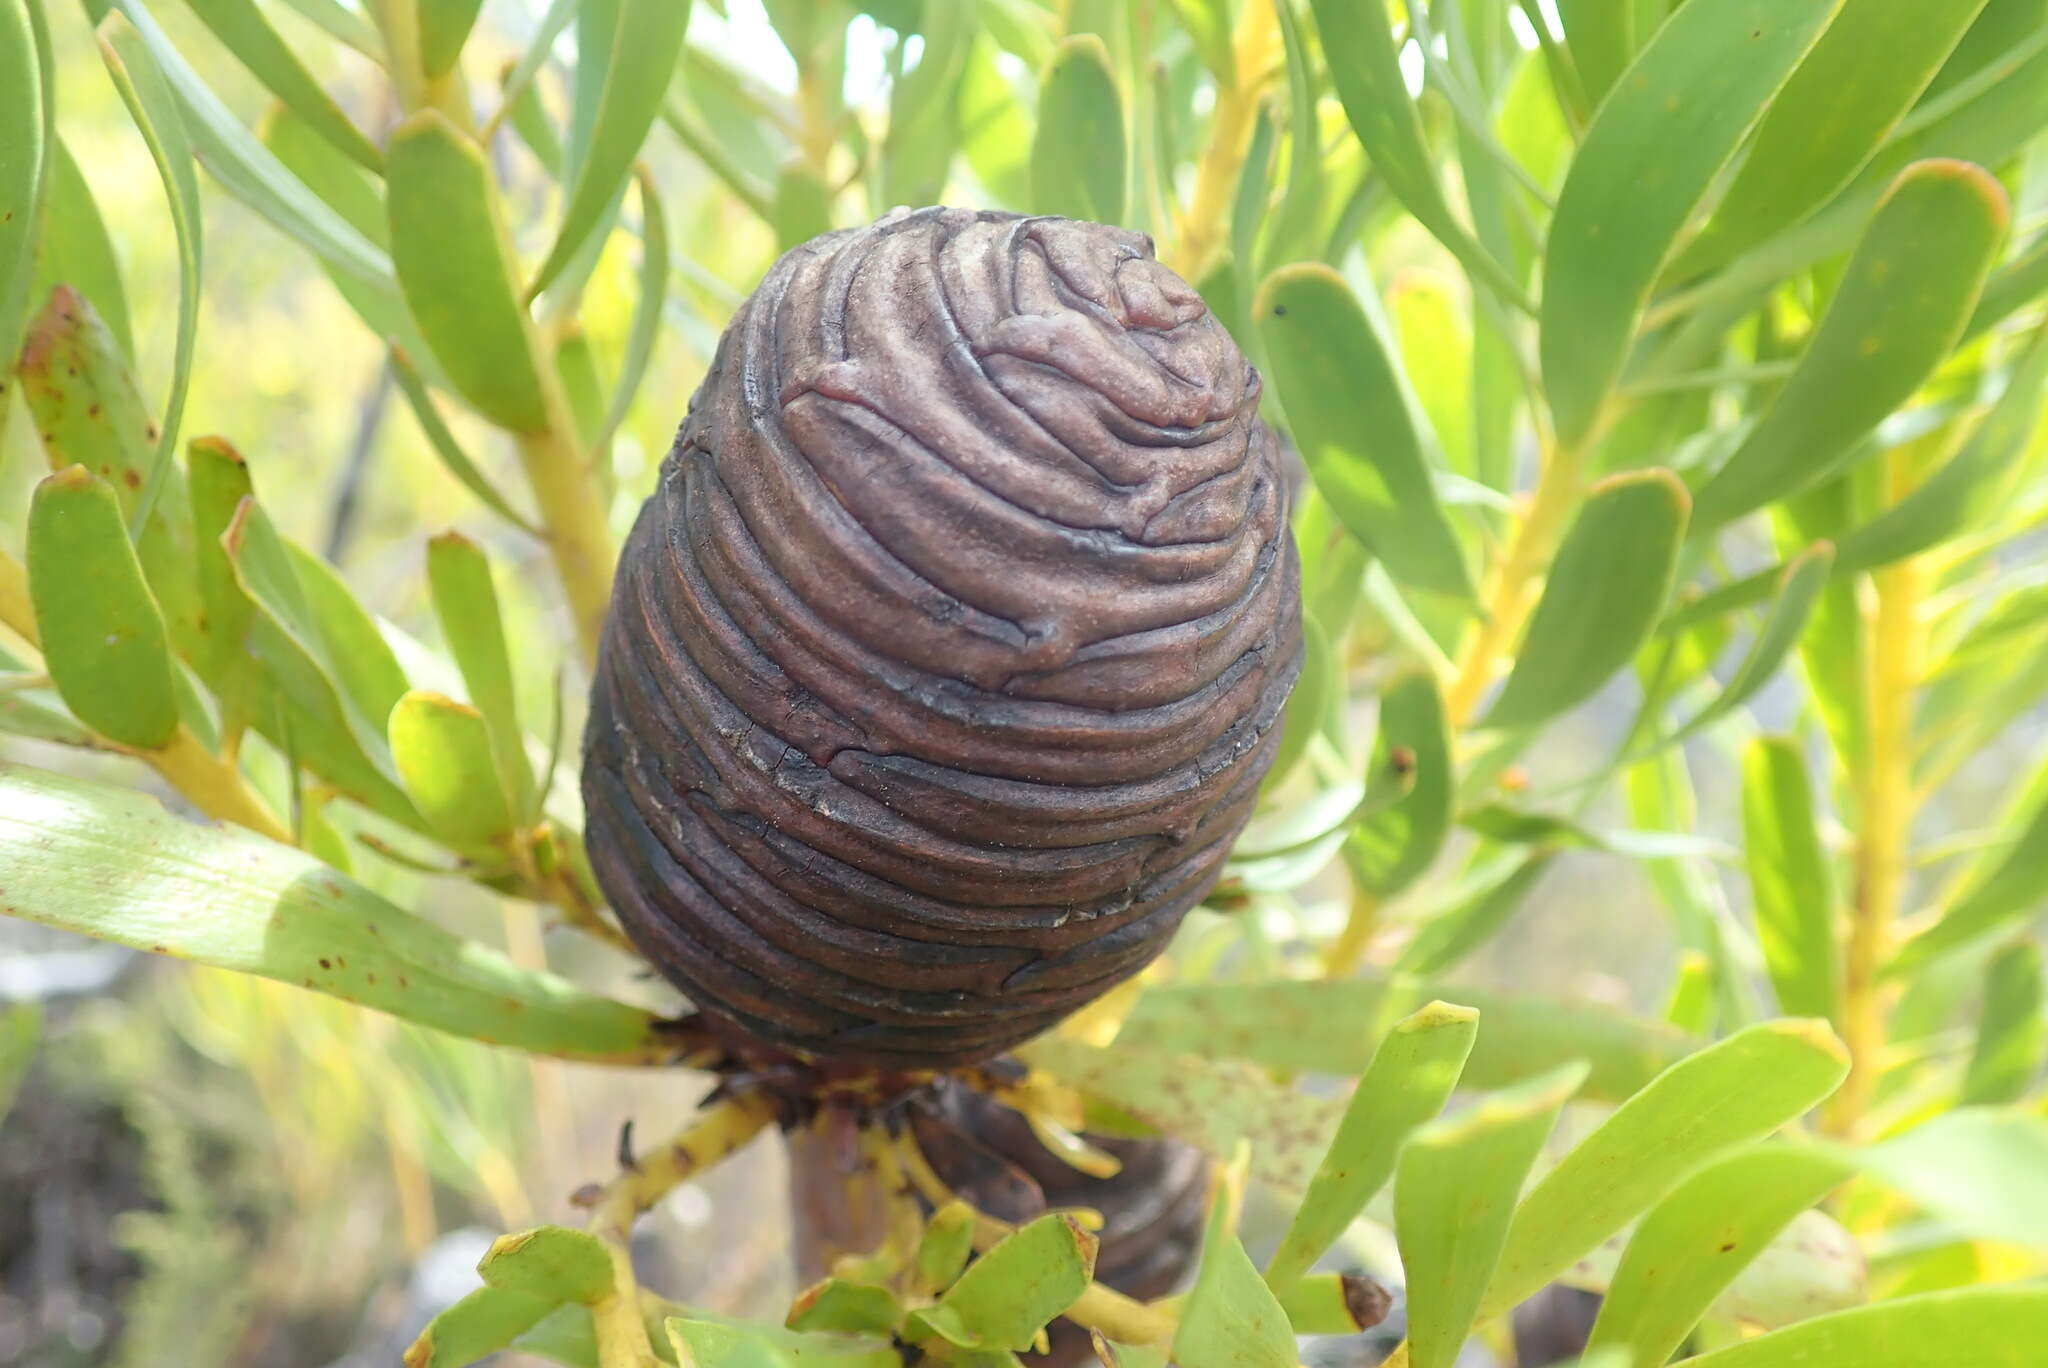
[386,348,541,533]
[1538,0,1841,448]
[1116,977,1697,1104]
[1676,0,1989,277]
[1480,1020,1851,1319]
[1175,1158,1296,1368]
[1391,272,1475,480]
[1834,320,2048,572]
[1257,263,1474,598]
[1662,950,1717,1034]
[1484,471,1689,730]
[1265,1001,1480,1290]
[185,437,257,704]
[1164,0,1232,84]
[108,0,394,287]
[1396,855,1555,977]
[1585,1144,1851,1368]
[96,10,201,540]
[880,0,972,208]
[30,137,133,362]
[667,1317,896,1367]
[390,691,516,851]
[419,0,486,78]
[0,1001,39,1127]
[1032,35,1124,222]
[185,0,383,170]
[0,0,48,369]
[387,111,551,432]
[1893,756,2048,970]
[1961,940,2045,1105]
[480,1226,615,1305]
[493,0,575,161]
[27,467,179,750]
[908,1215,1094,1352]
[1555,0,1633,107]
[593,166,667,462]
[1347,669,1455,897]
[274,0,381,57]
[427,532,537,820]
[1854,1108,2048,1250]
[1665,544,1834,744]
[787,1280,905,1338]
[1262,613,1331,791]
[1681,1286,2048,1367]
[406,1285,558,1368]
[528,0,692,299]
[1691,159,2010,530]
[1399,1065,1589,1368]
[1306,0,1524,304]
[0,761,665,1061]
[1741,736,1842,1024]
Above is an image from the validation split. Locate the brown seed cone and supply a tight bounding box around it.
[583,207,1301,1069]
[908,1082,1209,1367]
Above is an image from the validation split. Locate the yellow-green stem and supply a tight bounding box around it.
[1323,888,1381,979]
[1834,530,1924,1135]
[1165,0,1280,281]
[588,1095,777,1240]
[147,726,294,843]
[515,420,617,666]
[0,547,35,648]
[1445,437,1588,726]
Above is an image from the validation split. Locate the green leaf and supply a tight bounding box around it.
[907,1215,1095,1352]
[1306,0,1523,305]
[1483,471,1689,730]
[1853,1108,2048,1250]
[1741,737,1842,1024]
[184,437,257,707]
[1031,35,1124,222]
[1555,0,1634,107]
[1396,855,1555,977]
[1961,940,2046,1105]
[880,0,972,208]
[1117,976,1697,1104]
[95,10,201,540]
[107,0,394,288]
[1690,159,2010,531]
[1664,544,1835,744]
[1163,0,1232,84]
[0,1001,38,1128]
[31,137,134,362]
[385,348,541,533]
[666,1318,896,1367]
[1538,0,1840,449]
[1480,1020,1850,1319]
[914,1204,976,1295]
[1398,1066,1589,1368]
[184,0,383,171]
[427,533,537,820]
[1585,1144,1851,1368]
[1270,1272,1393,1337]
[1256,264,1473,598]
[1347,669,1455,897]
[27,467,179,750]
[1680,1286,2048,1367]
[479,1226,615,1305]
[787,1281,905,1338]
[1261,614,1331,791]
[390,691,516,851]
[1675,0,1989,278]
[387,111,550,432]
[419,0,486,78]
[1265,1001,1479,1290]
[1892,754,2048,970]
[0,0,48,370]
[0,761,666,1062]
[1174,1157,1296,1368]
[16,288,203,660]
[1832,319,2048,572]
[274,0,381,56]
[405,1285,558,1368]
[1662,950,1717,1035]
[529,0,692,300]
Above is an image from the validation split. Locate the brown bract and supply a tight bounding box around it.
[583,206,1301,1069]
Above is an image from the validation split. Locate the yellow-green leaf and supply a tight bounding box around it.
[1258,264,1473,598]
[1175,1157,1295,1368]
[1032,35,1124,223]
[1484,470,1688,730]
[1742,736,1842,1024]
[427,533,537,820]
[1691,159,2010,531]
[30,138,133,362]
[479,1226,615,1305]
[185,0,383,171]
[27,467,179,750]
[390,691,515,851]
[1347,669,1454,897]
[419,0,486,78]
[387,111,550,432]
[1539,0,1841,449]
[1681,1286,2048,1367]
[0,0,48,369]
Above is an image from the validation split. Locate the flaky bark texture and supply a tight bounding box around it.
[584,207,1301,1068]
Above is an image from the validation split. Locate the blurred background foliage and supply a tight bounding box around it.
[2,0,2047,1364]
